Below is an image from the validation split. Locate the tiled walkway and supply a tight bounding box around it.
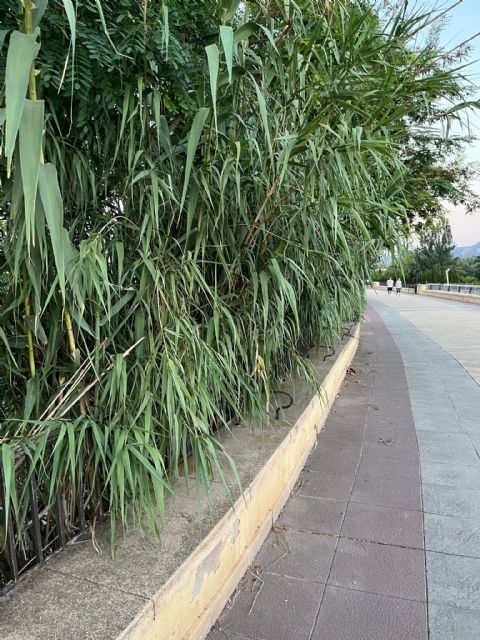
[208,305,429,640]
[209,291,480,640]
[370,291,480,639]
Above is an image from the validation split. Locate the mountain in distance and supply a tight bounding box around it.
[452,241,480,258]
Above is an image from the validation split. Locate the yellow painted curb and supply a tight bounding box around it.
[118,326,360,640]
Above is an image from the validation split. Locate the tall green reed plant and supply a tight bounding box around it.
[0,0,477,551]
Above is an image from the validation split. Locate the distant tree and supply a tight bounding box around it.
[457,256,480,282]
[414,219,456,281]
[396,21,480,228]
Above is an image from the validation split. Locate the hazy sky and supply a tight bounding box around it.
[434,0,480,246]
[445,188,480,246]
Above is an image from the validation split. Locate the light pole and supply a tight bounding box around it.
[445,268,451,286]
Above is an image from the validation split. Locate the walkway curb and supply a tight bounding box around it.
[118,326,360,640]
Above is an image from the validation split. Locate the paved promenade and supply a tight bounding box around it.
[208,290,480,640]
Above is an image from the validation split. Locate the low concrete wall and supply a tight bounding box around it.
[419,289,480,305]
[120,328,359,640]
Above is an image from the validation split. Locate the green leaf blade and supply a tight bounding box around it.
[4,31,40,171]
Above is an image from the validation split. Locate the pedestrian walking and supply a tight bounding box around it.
[395,278,402,296]
[386,277,394,294]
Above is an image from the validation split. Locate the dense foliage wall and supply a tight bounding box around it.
[0,0,476,549]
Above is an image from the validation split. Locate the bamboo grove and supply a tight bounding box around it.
[0,0,476,552]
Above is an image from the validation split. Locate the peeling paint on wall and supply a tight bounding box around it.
[192,540,224,599]
[230,518,240,544]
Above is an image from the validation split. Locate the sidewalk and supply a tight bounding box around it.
[369,287,480,384]
[370,291,480,639]
[209,290,480,640]
[208,306,428,640]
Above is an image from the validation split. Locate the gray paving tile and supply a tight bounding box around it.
[429,604,480,640]
[207,627,254,640]
[277,495,346,535]
[451,393,480,406]
[446,382,479,395]
[311,436,362,460]
[319,423,364,442]
[329,538,425,600]
[297,469,354,501]
[314,421,361,439]
[411,400,454,415]
[329,398,369,413]
[365,425,418,444]
[340,502,424,548]
[423,484,480,519]
[409,388,448,400]
[367,400,411,415]
[312,586,427,640]
[455,406,480,422]
[351,476,422,511]
[365,427,418,444]
[224,572,324,640]
[330,394,368,410]
[365,409,412,425]
[306,452,359,476]
[373,377,407,390]
[416,431,472,450]
[411,406,458,421]
[373,389,410,404]
[326,405,367,421]
[464,432,480,452]
[315,430,364,448]
[356,454,420,483]
[255,529,336,583]
[361,441,419,461]
[419,443,480,467]
[424,513,480,557]
[421,461,480,489]
[427,551,480,611]
[413,416,464,433]
[369,404,411,419]
[462,418,480,434]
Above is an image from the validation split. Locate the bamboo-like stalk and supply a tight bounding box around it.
[20,0,37,381]
[26,0,85,417]
[64,308,87,415]
[22,264,36,380]
[24,0,36,99]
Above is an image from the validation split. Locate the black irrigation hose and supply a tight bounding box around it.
[275,324,357,420]
[271,390,294,420]
[342,321,358,339]
[319,345,336,362]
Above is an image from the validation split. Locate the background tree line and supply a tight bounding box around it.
[373,219,480,285]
